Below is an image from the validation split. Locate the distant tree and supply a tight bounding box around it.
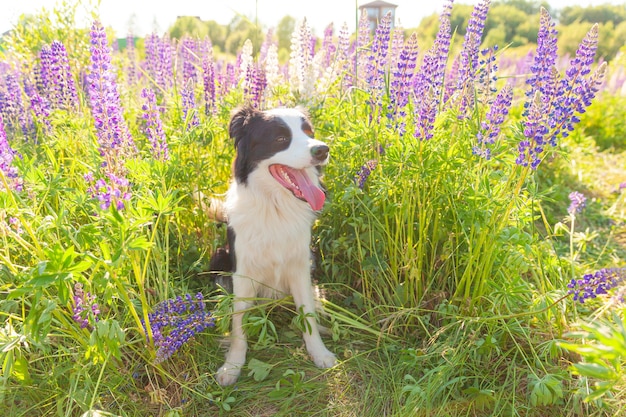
[449,4,474,37]
[169,16,208,40]
[559,5,626,26]
[493,0,545,15]
[557,19,626,61]
[224,16,263,55]
[277,15,296,52]
[557,21,593,58]
[485,4,531,47]
[206,20,227,53]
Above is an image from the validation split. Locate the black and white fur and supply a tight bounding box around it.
[215,106,336,386]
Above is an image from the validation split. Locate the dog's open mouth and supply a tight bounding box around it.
[269,164,325,211]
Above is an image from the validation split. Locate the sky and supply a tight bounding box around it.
[1,0,625,38]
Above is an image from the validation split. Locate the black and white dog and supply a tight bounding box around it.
[213,106,336,386]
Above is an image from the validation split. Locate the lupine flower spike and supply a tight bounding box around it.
[0,114,22,191]
[456,0,491,118]
[143,293,215,363]
[141,88,169,161]
[568,268,626,304]
[474,84,513,160]
[388,32,419,135]
[413,0,453,140]
[355,160,378,190]
[567,191,586,215]
[72,282,100,329]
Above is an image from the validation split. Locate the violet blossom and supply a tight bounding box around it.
[143,293,215,363]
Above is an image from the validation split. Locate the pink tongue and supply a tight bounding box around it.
[270,165,326,211]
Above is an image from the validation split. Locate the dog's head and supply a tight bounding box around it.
[228,106,329,211]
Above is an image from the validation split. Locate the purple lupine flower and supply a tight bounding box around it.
[7,216,23,235]
[243,66,266,109]
[413,0,453,141]
[72,282,100,330]
[337,23,354,90]
[0,114,23,191]
[226,62,238,91]
[517,10,606,169]
[39,42,79,110]
[525,8,559,104]
[38,45,54,97]
[444,58,460,103]
[568,268,626,304]
[180,36,198,84]
[473,83,513,160]
[456,0,491,117]
[3,71,32,138]
[355,9,371,89]
[552,25,605,139]
[202,54,216,115]
[567,191,586,215]
[476,46,499,97]
[237,39,254,84]
[516,91,546,169]
[181,80,200,130]
[23,79,52,136]
[49,41,79,110]
[259,28,274,63]
[365,12,392,119]
[87,20,135,165]
[143,293,215,363]
[389,27,405,71]
[354,159,378,189]
[389,32,419,136]
[518,9,558,166]
[85,171,132,211]
[158,35,175,92]
[141,88,169,161]
[145,33,174,94]
[321,23,337,70]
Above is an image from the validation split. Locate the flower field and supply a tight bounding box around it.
[1,0,626,416]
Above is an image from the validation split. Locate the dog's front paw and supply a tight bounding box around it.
[311,348,337,369]
[216,364,242,386]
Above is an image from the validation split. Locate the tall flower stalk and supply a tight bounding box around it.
[86,20,134,210]
[388,32,419,136]
[365,12,392,121]
[455,0,491,118]
[141,88,169,161]
[517,9,607,170]
[473,83,513,160]
[0,114,22,191]
[413,0,453,141]
[289,18,315,98]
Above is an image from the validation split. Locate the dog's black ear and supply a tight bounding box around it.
[229,105,258,148]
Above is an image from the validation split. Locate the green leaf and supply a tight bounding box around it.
[11,355,32,384]
[572,362,618,381]
[247,358,272,382]
[127,235,152,251]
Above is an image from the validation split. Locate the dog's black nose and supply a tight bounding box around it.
[311,145,329,161]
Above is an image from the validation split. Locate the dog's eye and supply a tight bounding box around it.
[303,128,314,138]
[276,136,288,142]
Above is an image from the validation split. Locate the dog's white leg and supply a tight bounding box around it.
[290,277,337,369]
[216,276,254,386]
